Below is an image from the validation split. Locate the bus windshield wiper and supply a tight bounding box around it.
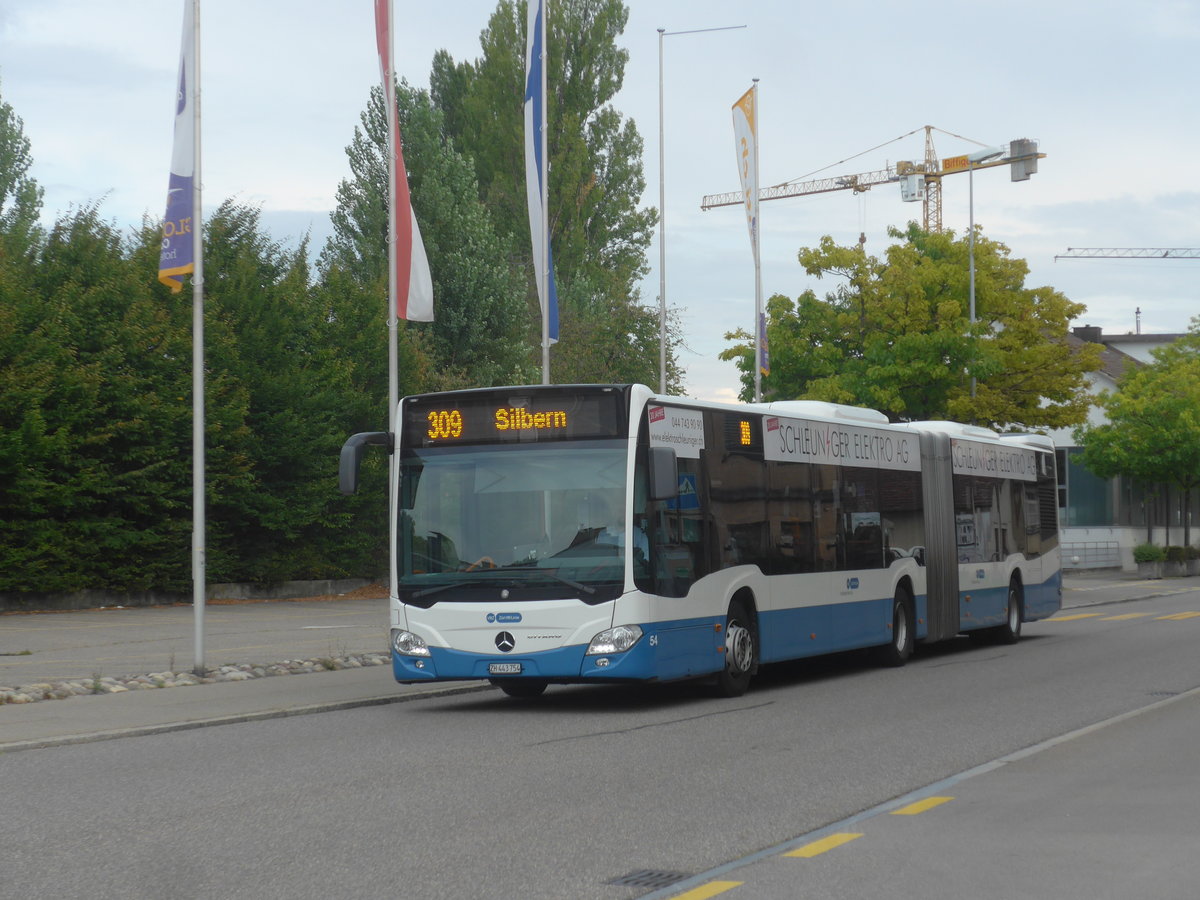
[411,569,596,598]
[411,579,473,600]
[500,566,596,595]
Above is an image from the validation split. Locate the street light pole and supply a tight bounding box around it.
[657,28,665,394]
[966,145,1005,398]
[657,23,745,395]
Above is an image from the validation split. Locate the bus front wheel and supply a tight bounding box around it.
[491,679,548,698]
[714,600,756,698]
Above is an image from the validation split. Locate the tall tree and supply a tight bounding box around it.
[1075,321,1200,545]
[321,82,534,392]
[0,80,44,259]
[722,224,1101,428]
[0,206,193,591]
[430,0,674,389]
[202,200,395,582]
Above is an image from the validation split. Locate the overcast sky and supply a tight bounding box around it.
[2,0,1198,403]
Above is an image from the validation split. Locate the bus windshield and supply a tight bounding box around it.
[398,440,631,604]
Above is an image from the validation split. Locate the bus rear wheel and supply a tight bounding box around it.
[995,580,1023,645]
[971,579,1023,645]
[490,679,548,698]
[714,600,756,698]
[879,586,914,668]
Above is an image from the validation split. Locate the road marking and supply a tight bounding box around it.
[301,625,363,629]
[1048,613,1103,622]
[1100,613,1153,621]
[785,832,863,858]
[1156,611,1200,620]
[645,686,1200,900]
[891,796,953,815]
[671,882,742,899]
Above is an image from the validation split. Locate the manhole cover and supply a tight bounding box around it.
[606,869,691,889]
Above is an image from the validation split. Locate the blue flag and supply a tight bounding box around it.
[524,0,558,343]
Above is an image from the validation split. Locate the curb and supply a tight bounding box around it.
[0,682,492,754]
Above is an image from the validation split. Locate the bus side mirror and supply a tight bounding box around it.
[648,446,678,501]
[339,431,393,494]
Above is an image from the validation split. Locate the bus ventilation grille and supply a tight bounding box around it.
[605,869,691,889]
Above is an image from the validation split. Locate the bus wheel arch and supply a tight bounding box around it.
[714,590,758,697]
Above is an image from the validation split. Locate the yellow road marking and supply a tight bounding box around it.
[1048,613,1103,622]
[891,796,953,815]
[1100,613,1153,621]
[1156,612,1200,620]
[785,832,863,858]
[672,881,742,899]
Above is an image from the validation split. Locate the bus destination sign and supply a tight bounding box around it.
[402,389,626,447]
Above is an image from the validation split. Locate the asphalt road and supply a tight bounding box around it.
[2,585,1199,900]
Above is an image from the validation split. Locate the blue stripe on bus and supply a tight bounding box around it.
[757,596,897,662]
[1024,569,1063,621]
[392,571,1061,686]
[959,570,1063,632]
[961,584,1010,629]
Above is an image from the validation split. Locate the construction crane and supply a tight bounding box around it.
[701,125,1044,234]
[1055,248,1200,259]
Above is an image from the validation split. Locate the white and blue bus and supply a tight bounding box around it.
[339,384,1061,698]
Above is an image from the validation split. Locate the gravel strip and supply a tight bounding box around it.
[0,653,391,705]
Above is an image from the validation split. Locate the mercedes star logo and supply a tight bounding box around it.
[495,632,516,653]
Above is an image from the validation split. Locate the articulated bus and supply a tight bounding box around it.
[339,384,1061,698]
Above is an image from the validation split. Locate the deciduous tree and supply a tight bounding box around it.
[0,81,43,259]
[722,224,1101,428]
[430,0,674,389]
[321,82,534,392]
[1075,321,1200,545]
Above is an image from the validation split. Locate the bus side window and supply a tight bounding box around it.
[644,457,708,597]
[631,462,651,579]
[634,448,691,594]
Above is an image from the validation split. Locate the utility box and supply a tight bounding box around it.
[1010,138,1038,181]
[899,174,925,202]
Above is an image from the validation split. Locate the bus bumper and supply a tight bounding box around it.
[393,617,722,684]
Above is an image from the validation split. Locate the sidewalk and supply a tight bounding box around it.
[2,572,1198,752]
[0,592,488,752]
[1060,569,1200,608]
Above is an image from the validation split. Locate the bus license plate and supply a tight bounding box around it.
[488,662,523,675]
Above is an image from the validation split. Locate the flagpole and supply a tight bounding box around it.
[751,80,763,403]
[190,0,206,673]
[539,0,550,385]
[657,24,746,396]
[384,0,398,435]
[382,0,399,600]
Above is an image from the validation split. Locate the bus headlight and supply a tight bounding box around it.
[586,624,643,656]
[391,629,431,658]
